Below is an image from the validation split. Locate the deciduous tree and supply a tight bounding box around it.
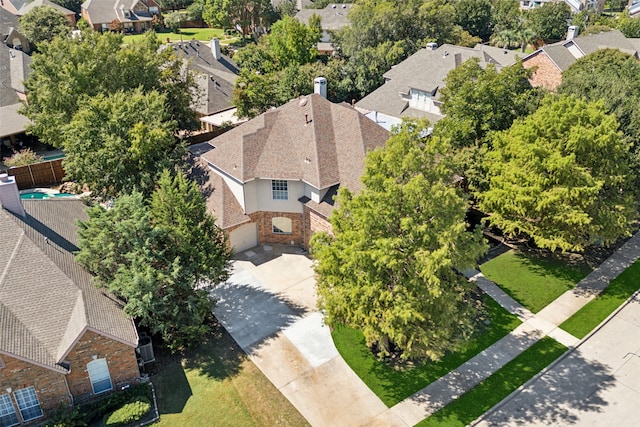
[524,1,571,42]
[477,96,637,252]
[312,120,487,360]
[454,0,493,41]
[18,5,70,47]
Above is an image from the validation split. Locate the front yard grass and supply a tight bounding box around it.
[332,296,520,407]
[152,322,309,426]
[416,336,567,427]
[481,250,591,313]
[123,28,240,45]
[560,259,640,338]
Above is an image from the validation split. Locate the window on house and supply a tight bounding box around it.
[272,217,292,234]
[87,359,113,394]
[0,394,18,427]
[13,387,42,423]
[272,180,288,200]
[149,6,158,13]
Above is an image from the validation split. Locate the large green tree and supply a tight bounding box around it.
[436,58,538,149]
[477,96,637,252]
[18,6,70,47]
[524,1,571,42]
[63,89,182,199]
[454,0,493,41]
[558,49,640,164]
[76,171,231,352]
[264,16,320,68]
[202,0,275,36]
[22,30,198,148]
[312,120,487,360]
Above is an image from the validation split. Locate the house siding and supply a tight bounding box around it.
[0,354,71,415]
[523,52,562,91]
[65,330,139,401]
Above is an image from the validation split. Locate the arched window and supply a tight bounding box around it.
[87,358,113,394]
[272,217,292,234]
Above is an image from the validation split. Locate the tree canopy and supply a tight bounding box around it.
[18,5,70,47]
[312,120,487,360]
[263,16,320,68]
[524,1,571,42]
[454,0,493,41]
[202,0,275,36]
[76,171,231,351]
[63,89,182,199]
[477,96,637,252]
[22,30,198,148]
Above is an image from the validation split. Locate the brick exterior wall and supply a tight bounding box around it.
[65,330,140,401]
[523,52,562,91]
[249,211,304,246]
[0,354,71,417]
[302,206,333,249]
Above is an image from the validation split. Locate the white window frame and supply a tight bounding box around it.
[87,358,113,395]
[13,387,42,423]
[0,394,18,427]
[272,180,288,200]
[272,217,292,234]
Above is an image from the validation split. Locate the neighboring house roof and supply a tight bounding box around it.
[82,0,157,25]
[0,43,31,137]
[0,0,30,14]
[169,40,239,116]
[0,199,138,373]
[523,29,640,73]
[356,43,519,123]
[17,0,74,16]
[201,93,389,192]
[295,3,351,31]
[0,7,18,35]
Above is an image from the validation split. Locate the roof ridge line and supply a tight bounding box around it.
[0,230,24,292]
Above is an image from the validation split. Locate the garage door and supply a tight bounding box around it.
[229,223,258,252]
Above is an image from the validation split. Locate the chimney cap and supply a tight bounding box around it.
[0,173,8,182]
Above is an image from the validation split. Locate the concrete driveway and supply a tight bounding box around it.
[211,245,390,427]
[473,292,640,426]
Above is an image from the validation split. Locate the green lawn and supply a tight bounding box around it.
[417,337,567,427]
[481,250,591,313]
[332,296,520,407]
[152,324,309,426]
[560,259,640,338]
[123,28,240,45]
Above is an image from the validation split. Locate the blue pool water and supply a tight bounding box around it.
[20,192,76,199]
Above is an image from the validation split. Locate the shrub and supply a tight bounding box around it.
[104,398,151,427]
[3,148,43,167]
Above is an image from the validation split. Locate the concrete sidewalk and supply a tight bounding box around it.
[378,231,640,426]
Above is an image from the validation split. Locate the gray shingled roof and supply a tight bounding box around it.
[356,43,519,122]
[82,0,155,25]
[17,0,74,16]
[0,43,31,137]
[0,7,18,36]
[0,200,138,372]
[202,93,389,192]
[295,4,351,31]
[169,40,239,116]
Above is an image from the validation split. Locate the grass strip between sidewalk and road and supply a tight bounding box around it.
[481,250,591,313]
[416,336,567,427]
[332,296,520,407]
[560,259,640,339]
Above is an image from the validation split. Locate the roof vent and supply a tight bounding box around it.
[299,97,308,107]
[331,4,336,7]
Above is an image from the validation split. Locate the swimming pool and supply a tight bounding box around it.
[20,192,76,200]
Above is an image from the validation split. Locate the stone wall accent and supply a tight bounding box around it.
[65,330,140,401]
[249,211,304,246]
[0,354,70,416]
[523,51,562,91]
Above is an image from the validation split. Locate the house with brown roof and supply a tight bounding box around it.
[190,79,389,252]
[522,29,640,91]
[0,174,141,425]
[81,0,160,33]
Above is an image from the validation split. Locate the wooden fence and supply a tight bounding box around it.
[1,159,65,190]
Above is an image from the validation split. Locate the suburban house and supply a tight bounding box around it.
[169,38,242,131]
[631,0,640,17]
[355,43,519,130]
[190,79,389,252]
[522,29,640,91]
[294,4,351,55]
[15,0,76,25]
[0,174,141,425]
[520,0,605,12]
[81,0,160,33]
[1,11,33,160]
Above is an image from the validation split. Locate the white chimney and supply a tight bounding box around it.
[567,25,579,41]
[210,38,221,60]
[426,42,438,50]
[314,77,327,98]
[0,173,25,217]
